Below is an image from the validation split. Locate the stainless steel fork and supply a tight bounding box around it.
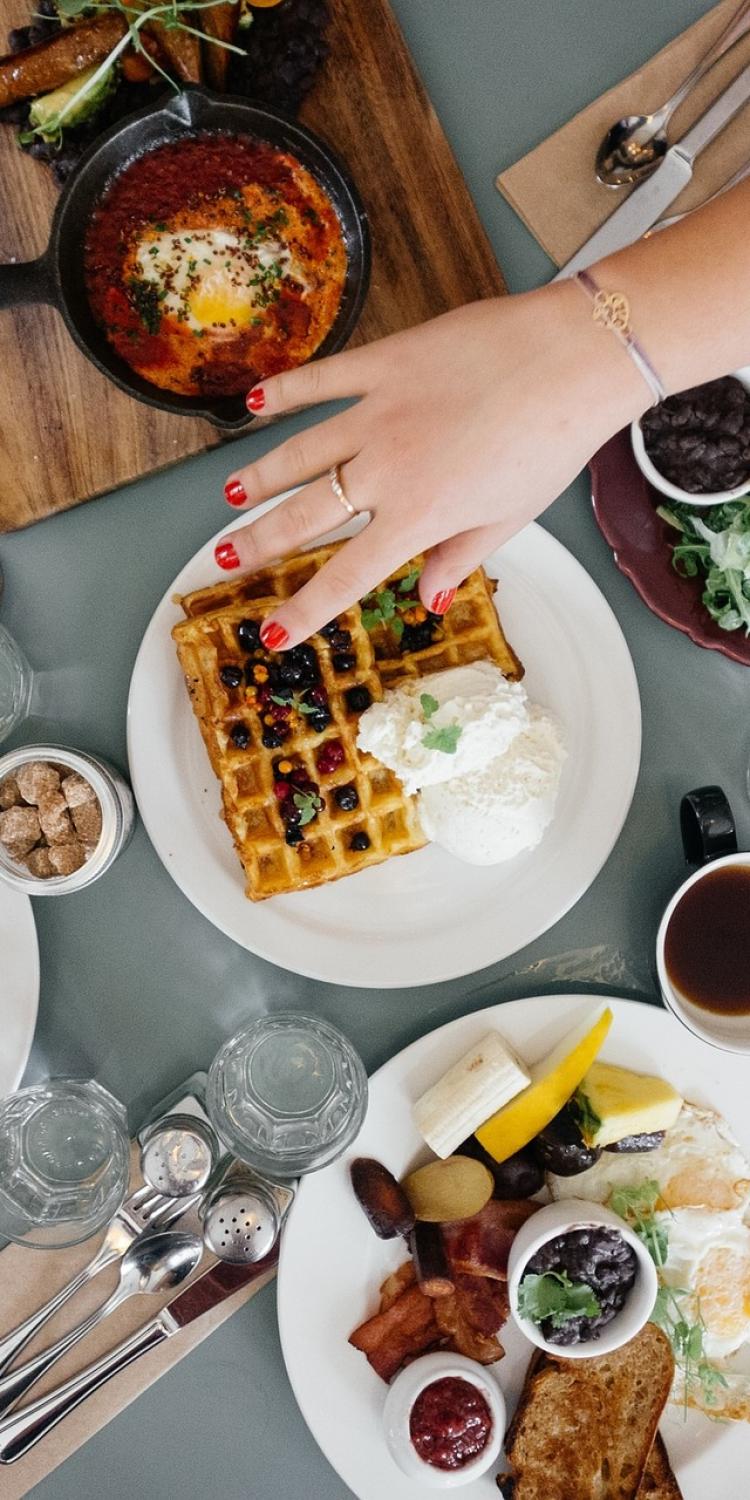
[0,1183,201,1379]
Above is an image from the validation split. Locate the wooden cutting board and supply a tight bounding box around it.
[0,0,506,532]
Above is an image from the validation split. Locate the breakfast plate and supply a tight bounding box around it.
[277,994,750,1499]
[127,505,641,987]
[0,886,39,1095]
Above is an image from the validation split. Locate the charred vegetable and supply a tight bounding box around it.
[402,1156,494,1224]
[409,1222,454,1298]
[27,61,115,141]
[604,1131,666,1154]
[350,1158,415,1240]
[458,1135,543,1200]
[532,1104,602,1177]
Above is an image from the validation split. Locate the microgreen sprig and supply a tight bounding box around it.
[21,0,248,147]
[609,1180,729,1415]
[360,568,422,641]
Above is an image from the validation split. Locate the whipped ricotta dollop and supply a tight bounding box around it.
[418,706,566,865]
[356,662,529,797]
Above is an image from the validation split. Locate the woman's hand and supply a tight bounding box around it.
[219,283,645,648]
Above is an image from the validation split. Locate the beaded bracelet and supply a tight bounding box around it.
[573,269,666,408]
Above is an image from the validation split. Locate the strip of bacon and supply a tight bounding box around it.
[442,1198,539,1280]
[349,1281,443,1382]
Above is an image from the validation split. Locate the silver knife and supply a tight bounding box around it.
[0,1249,278,1465]
[554,60,750,279]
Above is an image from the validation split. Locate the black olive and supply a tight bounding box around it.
[458,1136,543,1199]
[532,1104,602,1176]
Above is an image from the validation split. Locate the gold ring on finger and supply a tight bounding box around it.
[328,464,357,518]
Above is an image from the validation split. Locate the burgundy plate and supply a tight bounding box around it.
[590,429,750,667]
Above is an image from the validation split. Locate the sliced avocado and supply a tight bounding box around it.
[29,64,115,141]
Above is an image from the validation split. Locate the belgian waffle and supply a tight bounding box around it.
[179,543,523,684]
[173,592,425,900]
[173,546,522,900]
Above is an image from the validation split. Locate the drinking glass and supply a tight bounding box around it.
[207,1013,368,1178]
[0,1079,130,1248]
[0,625,33,744]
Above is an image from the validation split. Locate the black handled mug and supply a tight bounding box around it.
[656,785,750,1053]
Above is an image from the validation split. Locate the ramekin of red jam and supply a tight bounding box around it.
[409,1376,492,1470]
[383,1351,505,1488]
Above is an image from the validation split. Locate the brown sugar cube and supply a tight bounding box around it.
[24,846,55,879]
[0,806,41,859]
[71,799,102,846]
[0,776,21,810]
[61,773,96,810]
[16,761,61,804]
[48,840,87,876]
[37,793,75,845]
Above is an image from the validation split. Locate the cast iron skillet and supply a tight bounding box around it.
[0,87,370,431]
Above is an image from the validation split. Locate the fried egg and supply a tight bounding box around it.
[133,228,296,334]
[658,1208,750,1361]
[550,1103,750,1214]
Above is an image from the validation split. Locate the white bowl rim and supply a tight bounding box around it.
[656,850,750,1055]
[507,1198,658,1360]
[630,365,750,508]
[382,1350,505,1488]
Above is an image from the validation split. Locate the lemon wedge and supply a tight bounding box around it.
[475,1007,613,1163]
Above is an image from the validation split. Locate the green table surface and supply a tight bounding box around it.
[4,1,748,1495]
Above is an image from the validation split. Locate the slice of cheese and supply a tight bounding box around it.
[413,1031,530,1158]
[475,1007,612,1164]
[575,1061,683,1148]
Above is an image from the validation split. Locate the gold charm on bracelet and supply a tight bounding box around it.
[591,289,630,334]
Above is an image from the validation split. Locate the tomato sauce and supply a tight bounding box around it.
[409,1376,493,1471]
[84,134,347,398]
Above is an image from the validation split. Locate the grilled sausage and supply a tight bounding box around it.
[0,14,127,109]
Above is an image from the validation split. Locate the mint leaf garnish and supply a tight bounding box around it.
[420,693,439,720]
[422,724,462,754]
[292,790,323,827]
[398,568,420,593]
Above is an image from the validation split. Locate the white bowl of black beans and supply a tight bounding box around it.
[507,1199,658,1360]
[630,367,750,507]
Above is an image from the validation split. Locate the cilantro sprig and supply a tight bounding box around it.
[609,1180,729,1414]
[419,690,463,755]
[517,1270,600,1330]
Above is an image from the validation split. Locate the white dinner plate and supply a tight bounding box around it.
[277,994,750,1500]
[127,505,640,987]
[0,886,39,1094]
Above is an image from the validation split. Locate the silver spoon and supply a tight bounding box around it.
[0,1229,202,1419]
[596,0,750,185]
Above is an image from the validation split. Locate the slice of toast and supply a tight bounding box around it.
[638,1434,683,1500]
[499,1324,675,1500]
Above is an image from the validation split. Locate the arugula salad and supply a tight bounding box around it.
[658,496,750,635]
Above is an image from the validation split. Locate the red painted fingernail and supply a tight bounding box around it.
[215,540,240,571]
[430,588,456,615]
[224,479,247,507]
[246,386,266,413]
[260,621,289,650]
